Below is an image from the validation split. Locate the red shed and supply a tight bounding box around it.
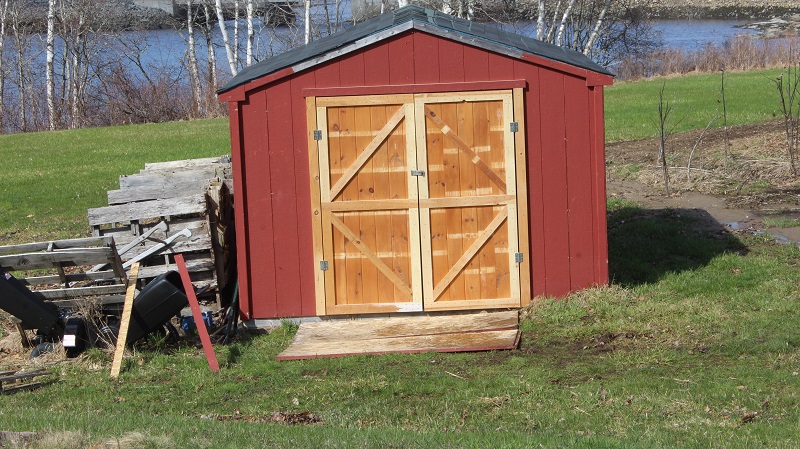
[218,5,613,321]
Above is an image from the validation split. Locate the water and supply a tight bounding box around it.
[651,20,759,50]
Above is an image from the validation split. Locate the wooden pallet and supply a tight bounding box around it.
[0,236,127,308]
[87,156,234,304]
[0,369,51,394]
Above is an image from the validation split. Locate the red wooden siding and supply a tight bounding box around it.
[230,30,610,319]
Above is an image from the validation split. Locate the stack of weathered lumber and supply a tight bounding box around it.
[87,156,234,304]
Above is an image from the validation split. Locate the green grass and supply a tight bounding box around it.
[605,69,782,142]
[0,119,230,243]
[3,206,800,447]
[764,217,800,228]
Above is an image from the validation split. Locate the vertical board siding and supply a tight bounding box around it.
[564,74,596,290]
[233,30,610,318]
[388,34,415,84]
[290,72,319,316]
[536,69,571,297]
[590,87,610,285]
[267,80,303,317]
[240,88,278,318]
[227,101,252,319]
[413,33,440,84]
[463,45,489,82]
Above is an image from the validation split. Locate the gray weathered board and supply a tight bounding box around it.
[88,156,233,302]
[276,310,520,360]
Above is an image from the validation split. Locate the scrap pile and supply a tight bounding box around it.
[87,156,234,305]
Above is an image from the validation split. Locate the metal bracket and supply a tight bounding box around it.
[515,253,524,263]
[320,260,329,271]
[411,170,425,176]
[510,122,519,133]
[313,130,322,140]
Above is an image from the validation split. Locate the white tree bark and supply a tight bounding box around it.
[304,0,311,44]
[233,0,239,68]
[0,0,8,131]
[546,0,561,42]
[246,0,254,65]
[46,0,56,130]
[584,0,610,55]
[536,0,545,40]
[398,0,408,7]
[214,0,238,76]
[203,3,219,89]
[186,0,202,113]
[555,0,576,47]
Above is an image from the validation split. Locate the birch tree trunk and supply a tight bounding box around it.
[214,0,238,76]
[186,0,202,113]
[304,0,311,45]
[11,15,26,132]
[0,0,8,132]
[46,0,56,130]
[398,0,408,7]
[246,0,253,65]
[233,0,239,68]
[584,0,610,55]
[536,0,545,40]
[546,0,561,42]
[555,0,576,47]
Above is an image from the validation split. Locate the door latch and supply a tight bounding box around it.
[411,170,425,176]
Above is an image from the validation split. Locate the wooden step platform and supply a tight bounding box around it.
[276,310,520,361]
[0,369,51,394]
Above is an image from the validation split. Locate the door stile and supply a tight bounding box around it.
[512,88,532,307]
[315,105,339,313]
[503,95,521,302]
[404,102,425,308]
[306,97,327,315]
[414,98,434,304]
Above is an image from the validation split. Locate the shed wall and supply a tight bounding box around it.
[229,30,609,320]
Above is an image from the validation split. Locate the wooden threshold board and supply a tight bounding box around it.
[276,310,520,361]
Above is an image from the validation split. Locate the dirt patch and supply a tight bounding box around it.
[607,119,800,242]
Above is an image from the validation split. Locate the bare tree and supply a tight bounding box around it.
[185,0,203,114]
[0,0,8,132]
[773,66,800,176]
[246,0,254,65]
[657,81,675,195]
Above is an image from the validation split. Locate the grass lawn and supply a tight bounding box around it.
[1,203,799,447]
[605,69,782,142]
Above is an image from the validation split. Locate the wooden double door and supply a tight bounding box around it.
[307,90,529,315]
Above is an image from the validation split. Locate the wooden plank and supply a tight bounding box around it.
[415,97,436,303]
[315,94,414,107]
[339,106,363,306]
[387,107,410,304]
[0,237,112,256]
[422,105,507,193]
[110,262,139,379]
[0,248,113,271]
[513,87,532,307]
[143,156,228,171]
[304,81,526,98]
[307,96,326,316]
[88,194,206,226]
[457,102,481,302]
[387,33,414,85]
[440,102,465,302]
[175,254,219,373]
[107,180,216,205]
[473,101,497,303]
[413,32,440,84]
[371,105,395,305]
[432,209,509,302]
[318,107,340,313]
[405,102,424,304]
[355,105,379,311]
[437,34,465,83]
[17,270,123,286]
[590,87,610,286]
[329,105,406,200]
[32,285,127,300]
[290,310,518,343]
[322,200,416,212]
[502,94,521,303]
[119,166,229,188]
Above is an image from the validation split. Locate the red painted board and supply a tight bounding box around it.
[175,254,219,373]
[266,80,305,318]
[338,51,366,86]
[564,75,596,289]
[388,33,415,84]
[463,45,489,82]
[240,89,278,318]
[362,41,391,86]
[227,101,252,320]
[437,37,465,83]
[590,87,610,285]
[413,32,440,84]
[537,69,571,297]
[291,71,321,316]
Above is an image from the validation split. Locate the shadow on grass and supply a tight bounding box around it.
[608,204,748,287]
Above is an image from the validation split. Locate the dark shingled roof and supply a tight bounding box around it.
[218,4,613,94]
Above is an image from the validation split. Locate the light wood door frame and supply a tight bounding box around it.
[308,90,530,315]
